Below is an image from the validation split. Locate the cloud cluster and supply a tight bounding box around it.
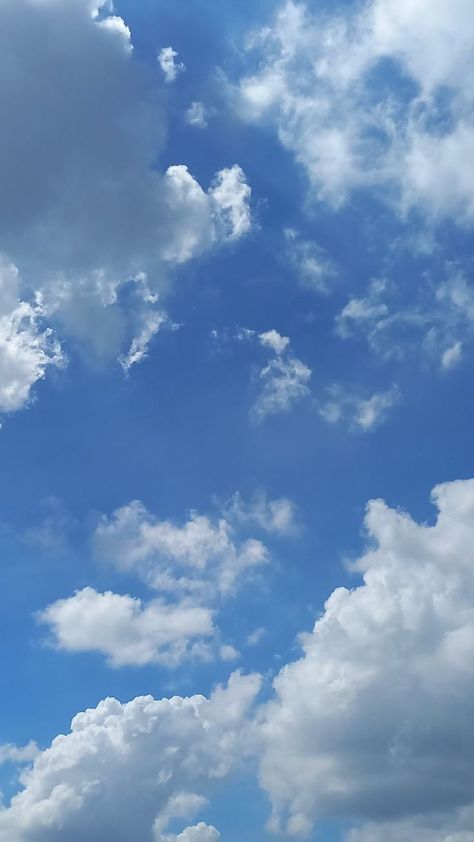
[319,384,401,432]
[336,268,474,369]
[40,495,277,667]
[26,479,474,840]
[0,672,260,841]
[259,479,474,837]
[218,325,401,430]
[233,0,474,221]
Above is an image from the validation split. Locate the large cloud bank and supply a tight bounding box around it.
[260,479,474,838]
[0,672,260,841]
[40,494,276,666]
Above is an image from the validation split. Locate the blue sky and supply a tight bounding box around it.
[1,1,474,840]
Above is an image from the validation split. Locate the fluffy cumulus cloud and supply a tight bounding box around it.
[258,329,290,356]
[0,0,252,404]
[0,671,260,841]
[158,46,185,83]
[159,823,220,842]
[40,497,272,666]
[259,479,474,837]
[0,259,64,413]
[233,0,474,220]
[39,587,215,668]
[93,500,269,597]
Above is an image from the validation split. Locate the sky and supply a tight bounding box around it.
[0,0,474,839]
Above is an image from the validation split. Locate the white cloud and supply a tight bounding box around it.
[0,672,261,840]
[0,742,38,766]
[240,329,311,422]
[336,279,391,342]
[260,479,474,836]
[258,329,290,356]
[370,0,474,95]
[284,229,338,294]
[160,165,252,264]
[158,47,185,83]
[39,587,215,668]
[225,490,298,535]
[208,166,252,242]
[93,500,268,598]
[159,823,220,842]
[437,270,474,321]
[319,384,401,432]
[252,355,311,422]
[219,644,240,662]
[441,341,462,370]
[233,0,474,220]
[228,326,311,421]
[119,310,168,373]
[0,259,64,413]
[185,102,208,129]
[246,627,266,646]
